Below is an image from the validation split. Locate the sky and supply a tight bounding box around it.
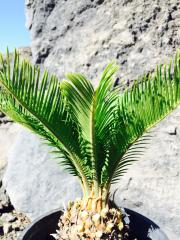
[0,0,30,53]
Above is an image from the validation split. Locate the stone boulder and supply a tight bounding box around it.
[3,128,82,220]
[0,123,20,172]
[25,0,180,83]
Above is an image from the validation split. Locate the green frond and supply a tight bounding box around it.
[0,50,91,193]
[1,49,180,200]
[110,135,151,184]
[61,73,94,142]
[93,62,119,184]
[107,51,180,186]
[61,63,120,191]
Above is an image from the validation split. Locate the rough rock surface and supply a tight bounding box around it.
[2,0,180,240]
[3,128,82,220]
[0,123,20,172]
[26,0,180,84]
[0,123,30,240]
[0,187,30,240]
[15,47,32,60]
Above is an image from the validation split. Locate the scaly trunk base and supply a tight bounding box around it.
[52,198,129,240]
[83,187,109,212]
[85,196,107,213]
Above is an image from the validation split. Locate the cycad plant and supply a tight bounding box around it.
[0,50,180,240]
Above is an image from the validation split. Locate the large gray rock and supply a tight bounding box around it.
[0,123,20,172]
[25,0,180,83]
[3,128,82,220]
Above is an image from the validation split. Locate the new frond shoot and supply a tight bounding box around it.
[0,50,180,240]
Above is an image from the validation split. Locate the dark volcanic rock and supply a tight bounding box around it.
[25,0,180,84]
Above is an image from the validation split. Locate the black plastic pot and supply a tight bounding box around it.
[18,208,169,240]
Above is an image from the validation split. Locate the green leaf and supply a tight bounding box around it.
[0,50,91,193]
[107,51,180,186]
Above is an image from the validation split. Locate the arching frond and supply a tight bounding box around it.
[106,51,180,186]
[61,63,119,189]
[0,50,91,192]
[93,63,119,184]
[61,73,94,142]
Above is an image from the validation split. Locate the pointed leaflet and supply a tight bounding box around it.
[61,73,94,142]
[94,63,119,184]
[0,51,91,187]
[61,63,119,186]
[106,51,180,186]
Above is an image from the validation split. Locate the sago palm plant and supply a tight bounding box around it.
[0,50,180,240]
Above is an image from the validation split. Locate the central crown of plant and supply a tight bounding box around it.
[0,51,180,214]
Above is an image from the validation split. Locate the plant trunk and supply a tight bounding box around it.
[83,186,109,212]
